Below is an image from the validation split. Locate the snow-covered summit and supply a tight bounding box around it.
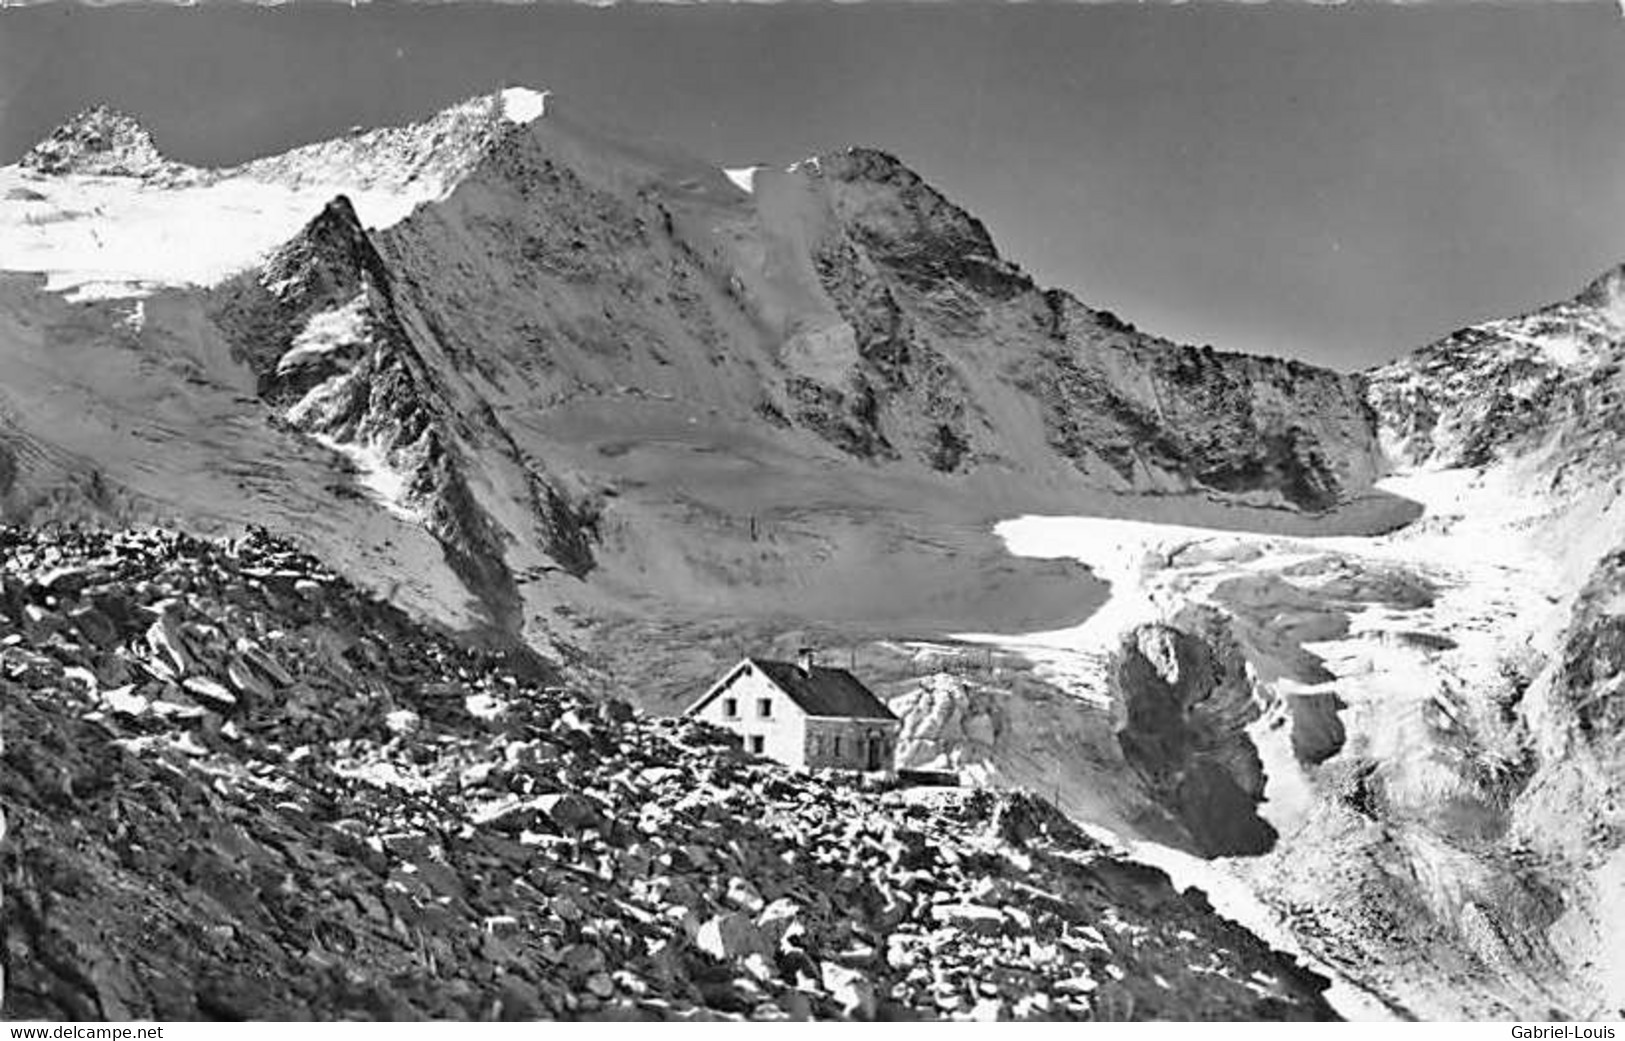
[229,86,551,196]
[0,87,554,300]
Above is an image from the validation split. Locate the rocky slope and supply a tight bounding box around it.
[0,526,1337,1021]
[1110,610,1276,858]
[0,90,1398,662]
[1512,546,1625,1019]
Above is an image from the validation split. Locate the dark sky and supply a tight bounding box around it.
[1,3,1622,371]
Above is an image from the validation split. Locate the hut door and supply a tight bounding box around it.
[866,732,882,770]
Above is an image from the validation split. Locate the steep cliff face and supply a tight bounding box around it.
[817,148,1036,303]
[203,194,597,641]
[782,148,1384,508]
[1025,293,1383,510]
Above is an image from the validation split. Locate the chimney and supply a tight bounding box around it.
[796,647,815,675]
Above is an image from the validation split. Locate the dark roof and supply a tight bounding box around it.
[747,659,898,722]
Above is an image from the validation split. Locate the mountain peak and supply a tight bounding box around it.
[21,105,181,179]
[1576,259,1625,315]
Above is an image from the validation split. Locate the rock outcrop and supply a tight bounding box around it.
[204,191,601,639]
[1110,610,1275,857]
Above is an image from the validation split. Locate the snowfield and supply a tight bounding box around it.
[306,432,424,525]
[0,167,462,301]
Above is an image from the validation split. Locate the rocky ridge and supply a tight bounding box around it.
[1032,292,1382,511]
[778,148,1385,508]
[204,193,600,640]
[1367,263,1625,483]
[20,106,185,182]
[1,526,1336,1021]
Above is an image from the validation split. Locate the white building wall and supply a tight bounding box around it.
[692,666,809,768]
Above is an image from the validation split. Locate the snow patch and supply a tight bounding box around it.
[333,759,436,793]
[310,432,422,524]
[63,280,168,303]
[724,166,763,194]
[277,294,370,374]
[1540,333,1584,368]
[497,87,550,125]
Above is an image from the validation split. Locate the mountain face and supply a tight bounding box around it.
[0,526,1338,1021]
[0,90,1392,656]
[874,263,1625,1018]
[1031,293,1380,511]
[205,193,600,640]
[1367,262,1625,482]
